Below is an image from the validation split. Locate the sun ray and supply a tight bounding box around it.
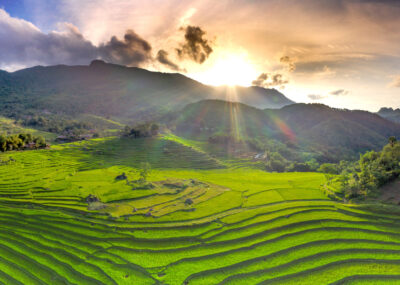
[189,52,258,87]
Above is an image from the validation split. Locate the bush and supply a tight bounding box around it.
[266,152,288,172]
[122,123,159,138]
[318,163,339,174]
[286,162,312,172]
[0,133,47,152]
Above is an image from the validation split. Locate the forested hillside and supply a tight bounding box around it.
[168,100,400,161]
[0,61,293,122]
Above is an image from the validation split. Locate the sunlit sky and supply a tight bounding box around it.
[1,0,400,111]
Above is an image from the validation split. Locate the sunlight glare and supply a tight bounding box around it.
[189,53,258,87]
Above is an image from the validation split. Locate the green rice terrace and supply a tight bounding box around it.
[1,135,400,284]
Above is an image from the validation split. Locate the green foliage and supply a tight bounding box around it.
[338,139,400,199]
[139,162,152,182]
[285,160,319,172]
[0,133,47,152]
[122,123,159,138]
[23,115,94,135]
[266,152,288,172]
[318,163,340,174]
[389,136,397,147]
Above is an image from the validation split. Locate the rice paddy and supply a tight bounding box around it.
[0,136,399,284]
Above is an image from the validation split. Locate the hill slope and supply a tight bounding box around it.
[168,100,400,160]
[169,99,279,139]
[0,60,293,122]
[273,103,400,159]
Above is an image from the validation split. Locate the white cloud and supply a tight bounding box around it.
[308,94,326,100]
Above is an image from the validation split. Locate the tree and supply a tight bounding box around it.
[389,136,397,147]
[306,159,319,171]
[318,163,339,174]
[266,152,287,172]
[122,123,160,138]
[0,135,6,152]
[34,136,46,148]
[0,133,47,152]
[286,162,311,172]
[340,137,400,199]
[139,162,151,182]
[150,123,159,136]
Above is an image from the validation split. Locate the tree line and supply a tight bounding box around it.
[0,133,47,152]
[122,123,159,138]
[322,137,400,200]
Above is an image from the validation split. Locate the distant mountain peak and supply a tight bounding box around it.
[90,59,107,67]
[377,107,400,123]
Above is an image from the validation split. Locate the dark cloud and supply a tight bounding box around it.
[280,56,296,72]
[176,25,213,64]
[308,94,326,100]
[252,73,268,87]
[0,9,154,69]
[252,73,289,88]
[156,49,185,72]
[329,89,349,96]
[98,29,152,66]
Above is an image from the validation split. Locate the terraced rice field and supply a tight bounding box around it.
[0,136,400,284]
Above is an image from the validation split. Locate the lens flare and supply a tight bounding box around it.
[271,115,296,141]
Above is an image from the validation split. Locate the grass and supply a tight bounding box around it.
[0,135,399,284]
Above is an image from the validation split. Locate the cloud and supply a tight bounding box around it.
[0,9,155,69]
[0,9,97,68]
[329,89,349,96]
[252,73,289,88]
[308,94,326,100]
[280,56,296,72]
[176,25,213,63]
[389,75,400,88]
[309,89,350,100]
[98,29,152,66]
[156,49,185,72]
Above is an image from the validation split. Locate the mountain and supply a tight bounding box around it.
[377,107,400,123]
[273,104,400,159]
[169,100,400,161]
[0,60,293,122]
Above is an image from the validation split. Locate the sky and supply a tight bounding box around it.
[0,0,399,111]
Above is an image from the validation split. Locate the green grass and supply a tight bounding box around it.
[0,135,399,284]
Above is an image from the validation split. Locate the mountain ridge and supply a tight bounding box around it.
[168,99,400,161]
[0,60,294,122]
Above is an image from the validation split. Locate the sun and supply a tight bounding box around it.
[189,53,258,87]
